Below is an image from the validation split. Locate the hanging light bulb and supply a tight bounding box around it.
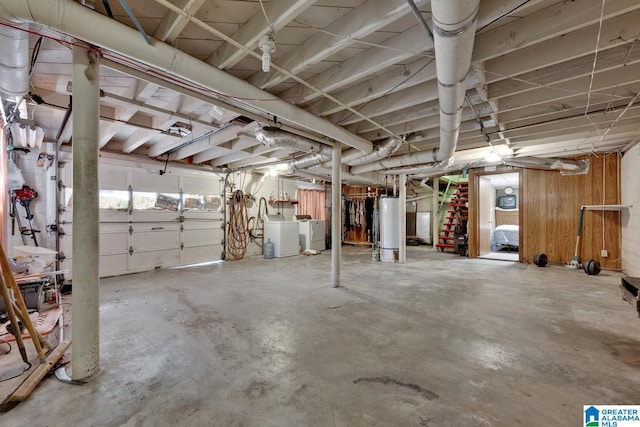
[259,33,276,73]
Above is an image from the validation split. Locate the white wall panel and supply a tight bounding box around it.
[622,143,640,277]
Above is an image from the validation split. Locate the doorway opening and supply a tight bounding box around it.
[477,172,520,261]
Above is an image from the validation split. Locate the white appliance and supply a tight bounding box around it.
[264,221,300,258]
[380,197,399,262]
[298,220,325,251]
[416,212,431,245]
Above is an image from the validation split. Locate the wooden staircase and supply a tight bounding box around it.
[435,181,468,253]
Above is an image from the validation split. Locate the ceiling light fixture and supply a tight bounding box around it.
[259,33,276,73]
[485,150,501,163]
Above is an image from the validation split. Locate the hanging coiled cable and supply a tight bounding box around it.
[227,190,250,260]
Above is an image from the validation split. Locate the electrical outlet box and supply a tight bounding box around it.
[601,249,608,257]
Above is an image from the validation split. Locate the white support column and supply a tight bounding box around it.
[0,128,7,250]
[432,176,439,251]
[398,173,407,263]
[331,145,342,287]
[71,44,100,380]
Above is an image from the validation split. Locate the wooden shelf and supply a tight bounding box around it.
[268,199,298,205]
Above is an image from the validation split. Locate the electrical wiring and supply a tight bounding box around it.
[227,190,250,260]
[481,67,630,102]
[150,0,399,139]
[257,0,273,34]
[292,19,434,58]
[337,59,435,126]
[0,18,398,140]
[476,0,532,34]
[584,0,607,118]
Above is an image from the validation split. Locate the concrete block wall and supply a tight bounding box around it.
[622,143,640,277]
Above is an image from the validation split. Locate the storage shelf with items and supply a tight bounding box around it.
[268,199,298,206]
[268,191,297,206]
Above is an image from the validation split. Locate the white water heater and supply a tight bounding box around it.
[380,197,399,262]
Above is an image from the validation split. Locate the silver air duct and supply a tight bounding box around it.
[348,0,480,175]
[0,20,29,99]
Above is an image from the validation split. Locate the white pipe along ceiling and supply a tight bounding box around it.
[0,20,28,99]
[351,0,480,176]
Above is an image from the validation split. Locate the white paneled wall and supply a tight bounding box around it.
[622,143,640,277]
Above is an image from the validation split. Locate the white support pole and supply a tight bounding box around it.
[71,43,100,380]
[432,176,439,251]
[331,145,342,287]
[0,128,7,250]
[398,173,407,263]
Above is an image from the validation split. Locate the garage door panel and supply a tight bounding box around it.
[100,232,129,254]
[134,230,180,252]
[132,172,179,192]
[100,166,128,189]
[132,211,179,222]
[131,249,181,271]
[100,210,129,222]
[181,245,222,264]
[183,228,220,247]
[100,253,129,277]
[182,219,223,231]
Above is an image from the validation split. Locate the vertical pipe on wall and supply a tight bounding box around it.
[399,173,407,263]
[71,43,100,381]
[331,145,341,287]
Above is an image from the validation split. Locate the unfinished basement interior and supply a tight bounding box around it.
[0,0,639,425]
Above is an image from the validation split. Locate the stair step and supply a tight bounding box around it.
[435,243,455,249]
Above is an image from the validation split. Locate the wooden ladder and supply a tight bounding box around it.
[435,181,468,253]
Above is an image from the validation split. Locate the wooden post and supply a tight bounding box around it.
[0,244,46,362]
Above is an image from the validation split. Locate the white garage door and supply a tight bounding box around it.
[58,155,223,278]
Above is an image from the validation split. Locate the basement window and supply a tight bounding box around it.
[182,194,222,211]
[99,190,130,210]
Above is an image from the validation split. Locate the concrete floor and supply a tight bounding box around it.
[1,246,639,426]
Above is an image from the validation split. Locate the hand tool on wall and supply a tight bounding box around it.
[14,185,40,247]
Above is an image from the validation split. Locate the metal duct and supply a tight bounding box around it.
[255,126,332,155]
[293,153,329,169]
[344,137,402,166]
[0,20,29,99]
[348,0,480,175]
[0,0,373,154]
[255,126,333,169]
[294,166,389,188]
[431,0,480,164]
[503,157,590,175]
[350,148,450,174]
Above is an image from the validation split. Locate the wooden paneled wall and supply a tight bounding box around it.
[469,154,621,269]
[520,154,621,269]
